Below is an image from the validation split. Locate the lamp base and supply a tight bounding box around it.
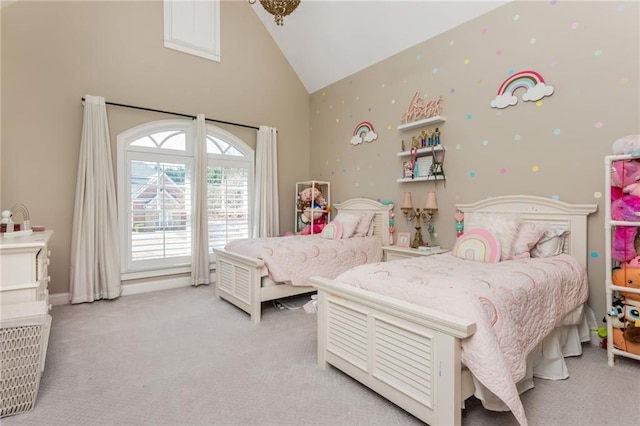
[410,228,424,249]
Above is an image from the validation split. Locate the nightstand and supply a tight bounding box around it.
[382,246,448,261]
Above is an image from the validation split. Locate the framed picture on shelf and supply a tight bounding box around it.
[397,232,411,247]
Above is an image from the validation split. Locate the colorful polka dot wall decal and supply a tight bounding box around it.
[391,99,395,104]
[617,3,625,11]
[470,171,476,178]
[416,55,421,61]
[595,121,604,129]
[620,77,629,85]
[536,100,543,107]
[455,144,461,150]
[571,22,579,30]
[514,135,521,141]
[387,124,392,130]
[551,195,560,201]
[513,15,520,21]
[532,165,539,172]
[432,68,438,74]
[500,168,507,174]
[594,50,603,57]
[553,128,561,135]
[329,105,333,109]
[349,114,353,119]
[594,191,602,199]
[530,38,537,45]
[550,60,558,67]
[381,83,385,89]
[450,88,456,94]
[464,59,470,65]
[496,49,503,56]
[322,92,326,96]
[482,139,488,146]
[467,114,473,120]
[590,251,599,259]
[449,40,455,46]
[481,28,488,35]
[335,118,339,123]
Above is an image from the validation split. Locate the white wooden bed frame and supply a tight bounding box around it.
[213,198,392,324]
[310,195,597,426]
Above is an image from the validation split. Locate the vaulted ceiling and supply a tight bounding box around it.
[251,0,510,93]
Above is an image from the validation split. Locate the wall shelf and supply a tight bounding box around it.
[397,116,446,131]
[397,145,445,158]
[397,175,445,183]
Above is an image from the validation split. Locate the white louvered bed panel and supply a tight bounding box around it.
[326,300,369,372]
[218,260,251,304]
[372,317,434,407]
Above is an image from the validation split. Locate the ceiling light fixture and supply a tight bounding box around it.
[250,0,300,26]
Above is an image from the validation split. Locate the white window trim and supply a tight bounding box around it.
[163,0,221,62]
[117,118,254,280]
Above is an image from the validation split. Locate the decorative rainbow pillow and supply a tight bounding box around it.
[452,228,501,263]
[320,221,343,240]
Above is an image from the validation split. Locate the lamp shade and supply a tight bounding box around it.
[401,192,414,209]
[425,191,438,211]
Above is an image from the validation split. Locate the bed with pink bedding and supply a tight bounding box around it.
[224,235,382,287]
[310,195,597,426]
[214,198,392,323]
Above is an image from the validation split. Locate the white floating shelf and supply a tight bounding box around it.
[397,175,445,183]
[397,145,445,158]
[397,116,447,131]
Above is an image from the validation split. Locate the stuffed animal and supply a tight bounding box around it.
[298,185,328,235]
[612,263,640,302]
[610,298,640,355]
[611,195,640,262]
[612,134,640,155]
[611,159,640,196]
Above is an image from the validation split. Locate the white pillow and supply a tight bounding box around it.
[531,226,570,258]
[511,222,550,259]
[332,212,362,239]
[352,212,376,237]
[463,213,521,261]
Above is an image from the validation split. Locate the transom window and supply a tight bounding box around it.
[117,119,254,278]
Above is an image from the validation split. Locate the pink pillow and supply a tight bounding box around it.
[352,212,376,237]
[510,222,550,260]
[452,228,501,263]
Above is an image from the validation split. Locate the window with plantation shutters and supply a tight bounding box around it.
[117,119,253,278]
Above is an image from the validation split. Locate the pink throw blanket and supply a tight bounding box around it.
[225,235,382,286]
[334,253,588,426]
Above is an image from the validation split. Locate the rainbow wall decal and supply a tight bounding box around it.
[490,70,554,109]
[350,121,378,145]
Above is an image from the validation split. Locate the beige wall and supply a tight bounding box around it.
[1,1,310,295]
[309,1,640,318]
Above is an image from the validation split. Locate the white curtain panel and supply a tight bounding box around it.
[69,95,121,303]
[191,114,210,286]
[253,126,280,238]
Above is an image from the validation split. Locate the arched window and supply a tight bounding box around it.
[117,119,254,278]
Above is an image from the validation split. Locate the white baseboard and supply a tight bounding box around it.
[49,275,213,306]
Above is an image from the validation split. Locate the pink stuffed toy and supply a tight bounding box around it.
[611,195,640,261]
[611,160,640,197]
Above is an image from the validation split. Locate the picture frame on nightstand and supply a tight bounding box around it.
[396,232,411,247]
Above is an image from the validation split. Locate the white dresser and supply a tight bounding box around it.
[0,230,53,372]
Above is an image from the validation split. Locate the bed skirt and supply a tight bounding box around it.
[472,304,593,411]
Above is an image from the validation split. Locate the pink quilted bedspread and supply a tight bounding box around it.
[334,253,588,426]
[224,235,383,286]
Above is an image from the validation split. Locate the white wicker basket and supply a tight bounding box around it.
[0,301,47,418]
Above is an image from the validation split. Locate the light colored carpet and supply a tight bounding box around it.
[3,285,639,426]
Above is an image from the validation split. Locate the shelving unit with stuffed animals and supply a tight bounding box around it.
[295,181,330,235]
[605,152,640,366]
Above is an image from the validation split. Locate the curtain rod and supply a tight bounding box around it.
[80,97,260,131]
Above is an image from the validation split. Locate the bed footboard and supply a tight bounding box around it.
[214,248,316,324]
[311,276,476,426]
[214,248,265,323]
